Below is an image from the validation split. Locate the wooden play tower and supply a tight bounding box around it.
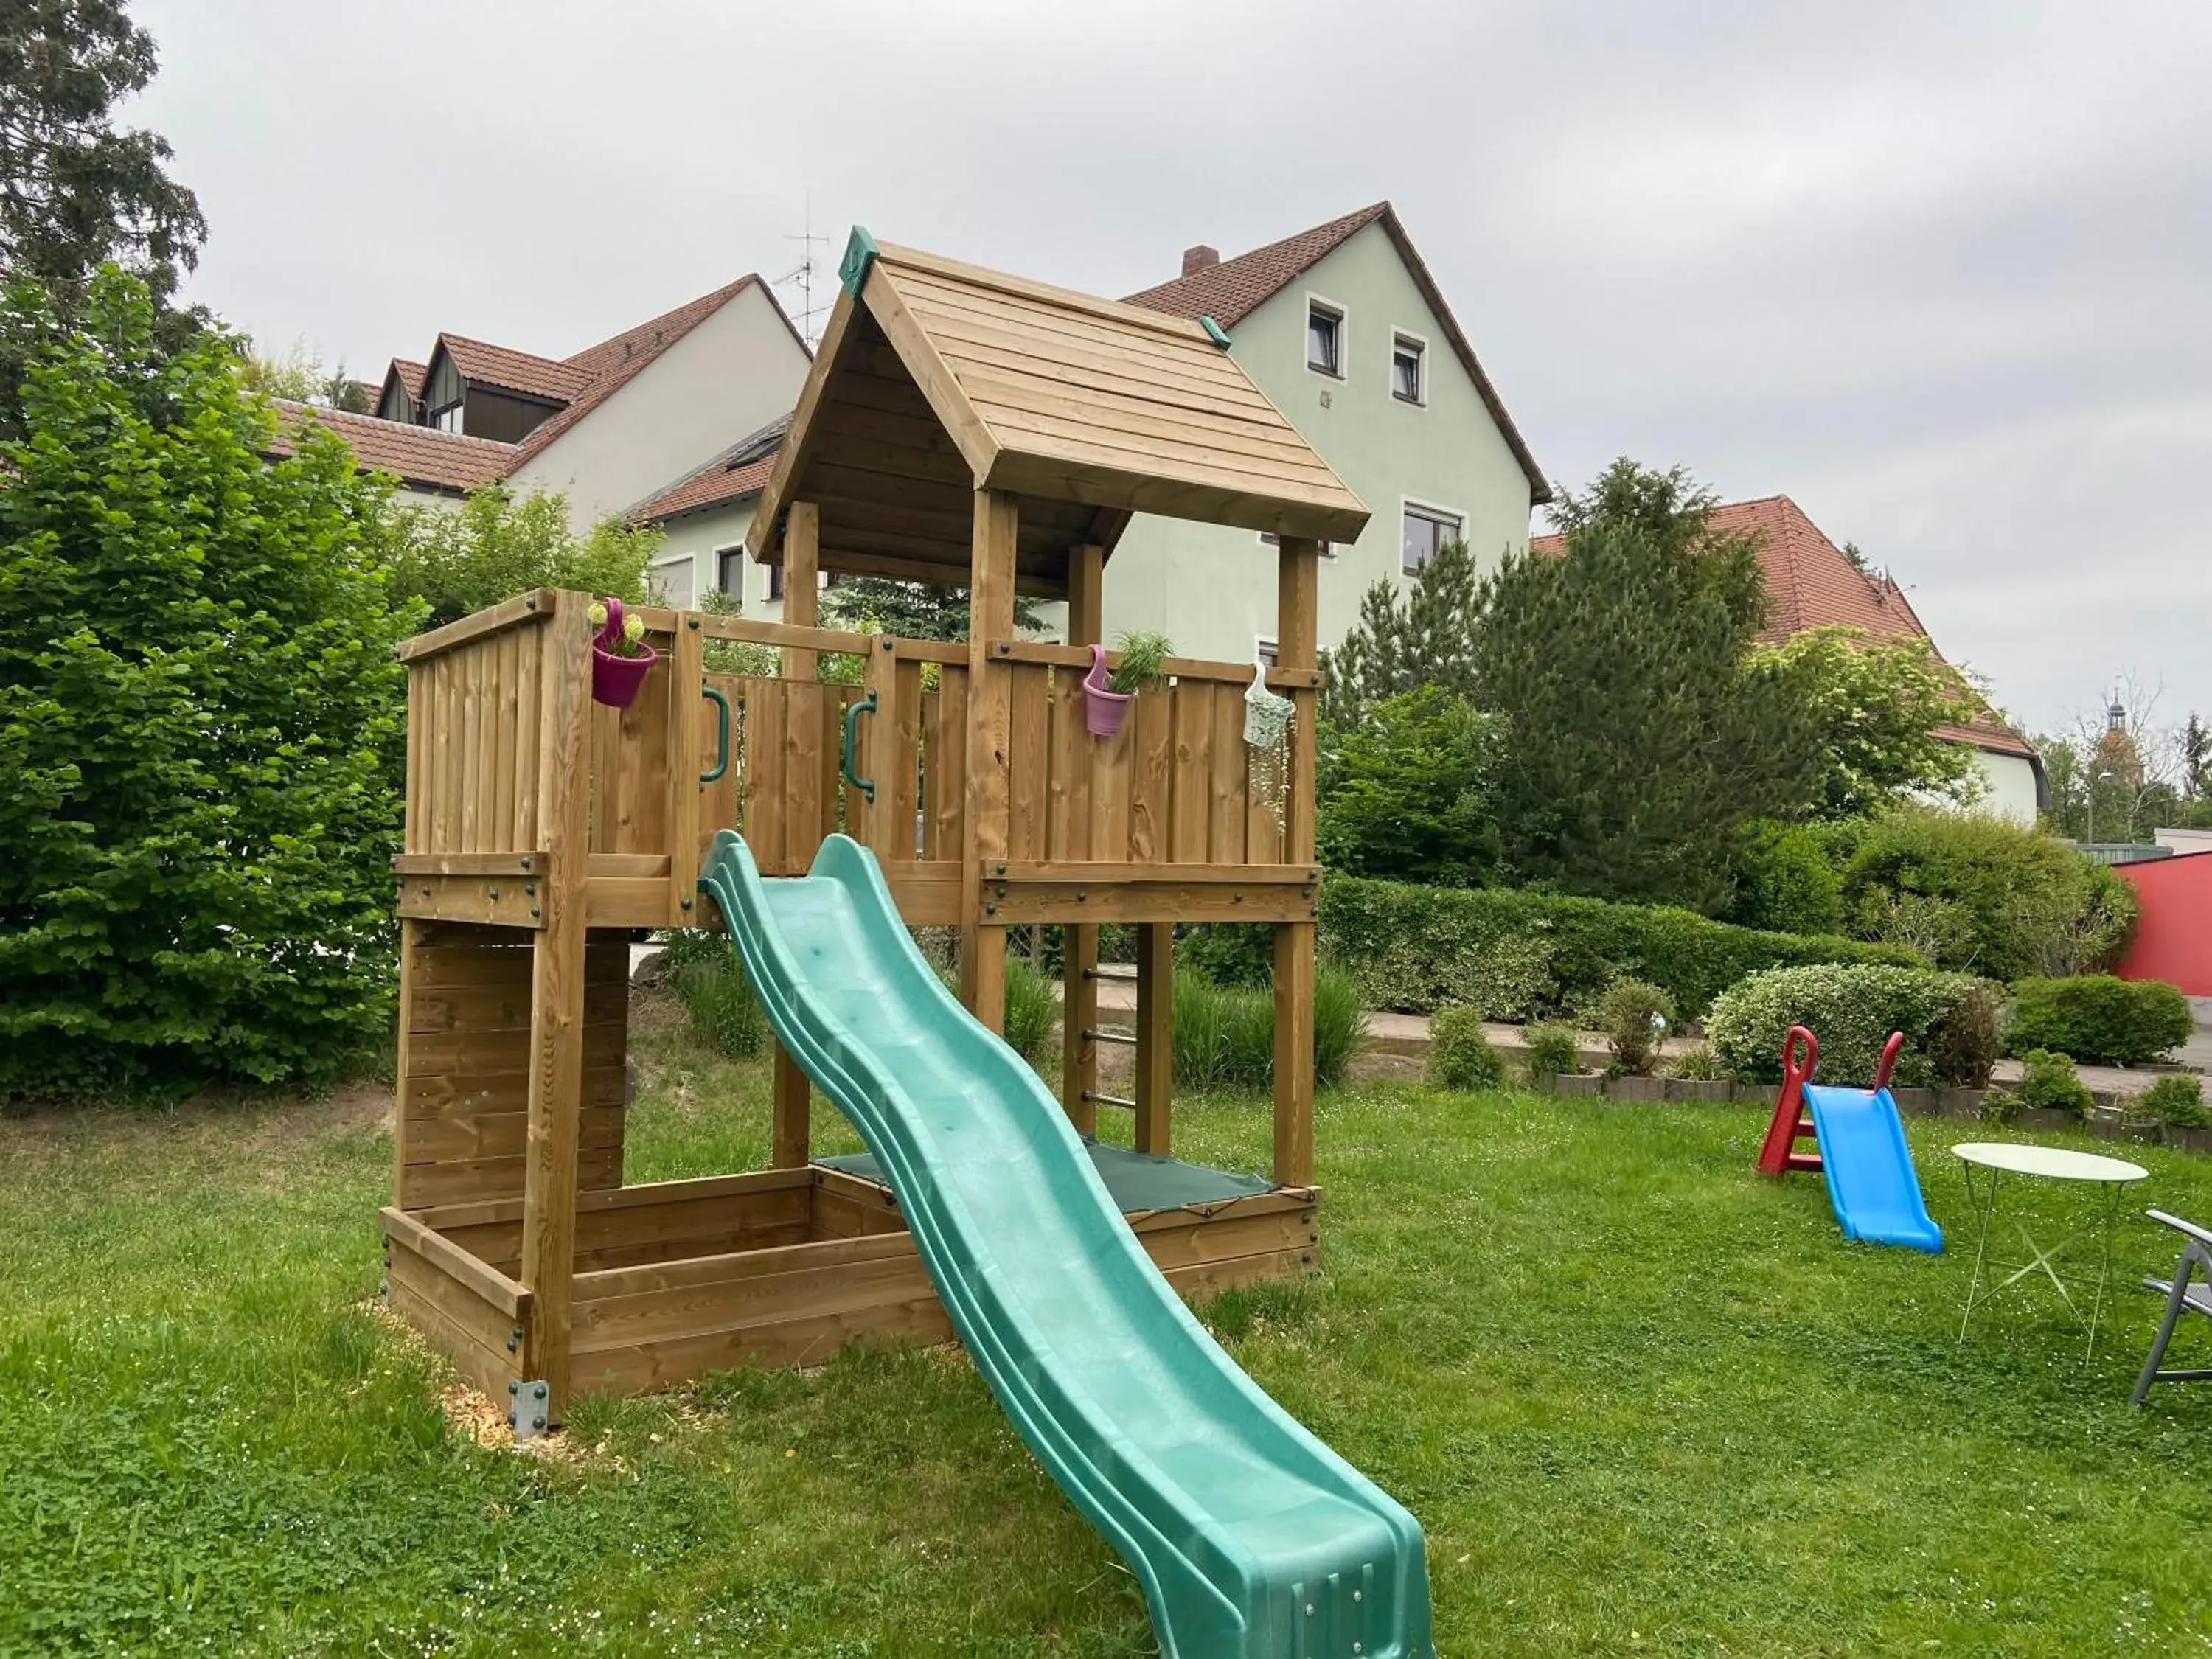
[380,234,1368,1423]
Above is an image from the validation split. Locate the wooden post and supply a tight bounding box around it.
[1061,542,1105,1129]
[518,591,594,1421]
[860,634,900,866]
[1272,536,1321,1188]
[961,489,1018,1032]
[771,1043,811,1169]
[667,613,706,925]
[1135,922,1173,1155]
[781,500,820,681]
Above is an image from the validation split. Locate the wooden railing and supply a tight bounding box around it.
[395,595,1318,933]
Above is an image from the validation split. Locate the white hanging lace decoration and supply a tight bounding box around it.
[1244,654,1294,830]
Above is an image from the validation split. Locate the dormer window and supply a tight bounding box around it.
[1307,300,1343,378]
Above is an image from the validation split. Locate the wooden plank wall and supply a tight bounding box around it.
[416,1169,818,1279]
[1001,669,1284,867]
[709,673,869,875]
[587,647,675,858]
[394,923,630,1209]
[406,623,546,857]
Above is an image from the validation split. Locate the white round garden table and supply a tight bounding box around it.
[1952,1142,2148,1356]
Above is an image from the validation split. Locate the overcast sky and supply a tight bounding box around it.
[131,0,2211,736]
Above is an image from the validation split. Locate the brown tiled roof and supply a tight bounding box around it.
[1124,201,1551,504]
[437,334,591,403]
[1531,495,2036,760]
[513,274,793,464]
[266,400,515,493]
[387,358,427,400]
[630,414,789,524]
[633,453,778,523]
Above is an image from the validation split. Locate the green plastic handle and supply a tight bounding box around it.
[841,690,878,802]
[699,686,730,784]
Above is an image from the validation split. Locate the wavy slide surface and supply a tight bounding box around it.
[699,831,1433,1659]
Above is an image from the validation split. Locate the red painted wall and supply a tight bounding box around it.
[2115,851,2212,996]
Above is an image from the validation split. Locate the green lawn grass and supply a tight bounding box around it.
[4,998,2211,1656]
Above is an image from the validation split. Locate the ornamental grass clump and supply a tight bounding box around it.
[1107,630,1173,695]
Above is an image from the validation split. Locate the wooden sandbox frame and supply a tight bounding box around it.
[380,234,1368,1424]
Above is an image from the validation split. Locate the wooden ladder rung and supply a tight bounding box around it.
[1082,1091,1136,1110]
[1083,1028,1138,1046]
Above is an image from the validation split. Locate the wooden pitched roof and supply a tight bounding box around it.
[747,237,1368,596]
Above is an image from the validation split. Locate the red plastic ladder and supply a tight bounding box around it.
[1756,1028,1903,1178]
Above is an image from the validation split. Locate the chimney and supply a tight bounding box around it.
[1180,244,1220,278]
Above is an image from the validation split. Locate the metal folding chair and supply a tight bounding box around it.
[2132,1210,2212,1405]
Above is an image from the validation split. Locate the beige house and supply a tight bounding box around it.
[278,275,811,532]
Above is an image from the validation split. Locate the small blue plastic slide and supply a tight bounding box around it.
[1802,1083,1944,1253]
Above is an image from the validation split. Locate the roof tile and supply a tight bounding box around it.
[267,400,515,493]
[437,335,591,403]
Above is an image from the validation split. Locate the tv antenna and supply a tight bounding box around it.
[776,194,832,348]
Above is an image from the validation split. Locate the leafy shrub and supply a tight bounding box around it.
[1427,1007,1506,1092]
[1172,967,1367,1091]
[1523,1023,1584,1082]
[1318,875,1914,1022]
[1001,956,1058,1065]
[661,930,766,1058]
[1316,686,1506,886]
[1837,807,2136,980]
[2001,1049,2096,1119]
[1597,978,1675,1077]
[1664,1043,1727,1082]
[380,483,663,629]
[1176,922,1274,989]
[1,273,415,1102]
[1728,821,1845,936]
[1706,964,2003,1088]
[2004,975,2193,1067]
[2140,1074,2208,1129]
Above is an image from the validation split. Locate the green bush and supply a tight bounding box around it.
[661,930,766,1058]
[2140,1074,2208,1129]
[1427,1006,1506,1092]
[2004,975,2193,1067]
[1172,967,1367,1091]
[1,272,416,1102]
[1706,964,2003,1088]
[1728,821,1845,936]
[1838,807,2136,980]
[1597,978,1675,1077]
[1315,686,1506,886]
[1995,1049,2096,1119]
[1523,1022,1584,1082]
[1175,922,1275,989]
[1318,875,1915,1022]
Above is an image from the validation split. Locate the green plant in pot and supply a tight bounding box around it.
[1082,630,1173,738]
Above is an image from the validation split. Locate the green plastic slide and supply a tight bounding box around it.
[699,831,1433,1659]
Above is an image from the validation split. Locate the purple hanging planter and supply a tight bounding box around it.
[590,596,658,709]
[1082,643,1133,737]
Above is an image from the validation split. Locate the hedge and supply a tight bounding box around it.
[1705,964,2004,1088]
[2003,975,2193,1067]
[1180,877,1918,1021]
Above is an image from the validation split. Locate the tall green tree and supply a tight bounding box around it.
[1315,684,1506,886]
[1320,536,1481,726]
[1473,460,1823,914]
[0,270,414,1100]
[1742,623,1980,818]
[1,1,206,435]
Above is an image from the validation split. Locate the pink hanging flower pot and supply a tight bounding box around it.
[1082,643,1133,738]
[590,596,658,709]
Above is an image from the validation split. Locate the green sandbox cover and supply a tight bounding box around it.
[816,1140,1273,1213]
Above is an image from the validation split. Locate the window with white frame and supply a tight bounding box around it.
[1402,503,1461,574]
[715,546,746,604]
[1255,635,1279,667]
[1391,333,1426,405]
[1306,300,1343,378]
